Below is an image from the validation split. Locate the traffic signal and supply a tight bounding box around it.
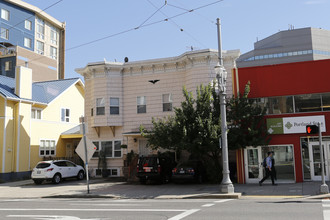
[306,125,319,134]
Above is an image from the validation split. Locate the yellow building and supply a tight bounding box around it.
[0,66,84,182]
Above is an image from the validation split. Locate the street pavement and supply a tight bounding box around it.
[1,178,330,200]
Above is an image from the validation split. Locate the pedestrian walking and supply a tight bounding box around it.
[259,151,277,186]
[271,151,277,181]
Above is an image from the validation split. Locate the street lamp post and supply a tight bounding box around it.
[215,18,234,194]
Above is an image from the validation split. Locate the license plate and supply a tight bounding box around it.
[37,171,41,174]
[143,167,151,172]
[180,171,185,174]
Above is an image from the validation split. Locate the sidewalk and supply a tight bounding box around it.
[1,178,330,199]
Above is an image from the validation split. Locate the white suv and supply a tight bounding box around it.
[31,160,85,184]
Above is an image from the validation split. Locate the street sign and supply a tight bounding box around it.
[306,125,319,134]
[75,136,96,163]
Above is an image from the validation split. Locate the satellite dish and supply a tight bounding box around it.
[124,57,129,62]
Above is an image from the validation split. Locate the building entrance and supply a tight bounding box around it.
[308,141,330,181]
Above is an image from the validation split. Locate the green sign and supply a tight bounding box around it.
[266,118,284,134]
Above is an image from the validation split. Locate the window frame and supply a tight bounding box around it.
[4,61,12,71]
[24,37,32,48]
[92,140,122,158]
[50,26,58,45]
[162,93,173,112]
[24,20,32,30]
[110,97,120,115]
[39,139,56,157]
[96,98,105,115]
[31,108,42,120]
[1,27,9,40]
[137,96,146,114]
[36,17,45,40]
[50,46,57,59]
[1,9,9,21]
[36,40,44,55]
[61,108,70,122]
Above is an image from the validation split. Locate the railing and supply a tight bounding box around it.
[0,46,16,57]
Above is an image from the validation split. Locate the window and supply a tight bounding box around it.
[50,26,58,45]
[137,96,146,113]
[61,108,70,122]
[31,108,41,119]
[322,93,330,111]
[294,94,322,112]
[95,168,119,177]
[25,20,32,30]
[162,94,172,111]
[91,108,94,116]
[50,46,57,59]
[36,41,44,55]
[24,37,32,48]
[96,98,105,115]
[1,28,8,40]
[1,9,9,21]
[36,18,45,39]
[39,140,56,156]
[92,140,122,158]
[110,97,119,115]
[4,61,12,71]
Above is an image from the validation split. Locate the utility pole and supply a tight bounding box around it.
[319,122,329,194]
[215,18,234,194]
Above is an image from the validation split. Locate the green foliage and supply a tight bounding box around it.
[227,82,270,150]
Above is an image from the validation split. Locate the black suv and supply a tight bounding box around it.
[136,155,176,184]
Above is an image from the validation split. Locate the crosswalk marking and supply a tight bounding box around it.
[322,200,330,220]
[202,204,215,207]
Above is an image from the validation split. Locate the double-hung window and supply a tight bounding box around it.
[1,28,8,40]
[61,108,70,122]
[137,96,146,113]
[5,61,12,71]
[96,98,105,115]
[39,140,56,156]
[36,41,44,55]
[162,94,172,111]
[92,140,122,158]
[31,108,41,119]
[1,9,9,21]
[110,97,119,115]
[36,18,45,40]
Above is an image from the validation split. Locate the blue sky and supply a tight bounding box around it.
[24,0,330,79]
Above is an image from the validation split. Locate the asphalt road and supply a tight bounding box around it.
[0,198,327,220]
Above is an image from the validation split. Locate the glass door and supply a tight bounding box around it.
[244,147,263,183]
[309,142,330,181]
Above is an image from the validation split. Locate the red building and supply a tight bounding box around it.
[233,59,330,184]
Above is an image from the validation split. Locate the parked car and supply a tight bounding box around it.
[136,155,176,184]
[172,160,206,183]
[31,160,85,185]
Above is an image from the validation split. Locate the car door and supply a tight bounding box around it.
[65,161,78,177]
[53,161,69,178]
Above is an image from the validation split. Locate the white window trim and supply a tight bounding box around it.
[61,107,70,122]
[24,37,32,48]
[162,93,173,112]
[39,139,56,157]
[96,98,105,115]
[25,20,32,30]
[1,28,8,40]
[137,96,147,114]
[36,40,44,55]
[92,140,122,158]
[110,97,120,115]
[31,107,42,120]
[1,9,9,21]
[50,46,57,59]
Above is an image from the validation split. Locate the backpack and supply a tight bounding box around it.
[262,157,267,168]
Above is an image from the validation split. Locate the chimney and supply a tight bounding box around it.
[15,66,32,100]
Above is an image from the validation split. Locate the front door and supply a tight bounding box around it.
[309,141,330,181]
[244,147,263,183]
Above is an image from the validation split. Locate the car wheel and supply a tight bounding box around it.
[33,179,43,185]
[52,173,61,184]
[77,170,84,180]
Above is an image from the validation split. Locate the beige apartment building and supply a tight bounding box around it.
[76,49,240,177]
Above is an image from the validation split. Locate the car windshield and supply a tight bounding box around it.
[36,162,51,169]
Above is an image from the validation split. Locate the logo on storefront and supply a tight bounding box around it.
[285,122,293,130]
[266,115,326,134]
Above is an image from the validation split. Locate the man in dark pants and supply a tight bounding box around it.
[259,151,277,186]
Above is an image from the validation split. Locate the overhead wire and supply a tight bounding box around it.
[28,0,224,66]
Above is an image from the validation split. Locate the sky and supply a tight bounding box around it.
[23,0,330,80]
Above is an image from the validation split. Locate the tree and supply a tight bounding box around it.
[227,82,270,150]
[141,82,269,182]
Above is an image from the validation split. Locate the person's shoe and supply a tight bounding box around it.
[259,181,262,186]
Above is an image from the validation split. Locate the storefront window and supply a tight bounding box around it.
[322,93,330,111]
[266,96,294,114]
[294,94,321,112]
[261,145,294,180]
